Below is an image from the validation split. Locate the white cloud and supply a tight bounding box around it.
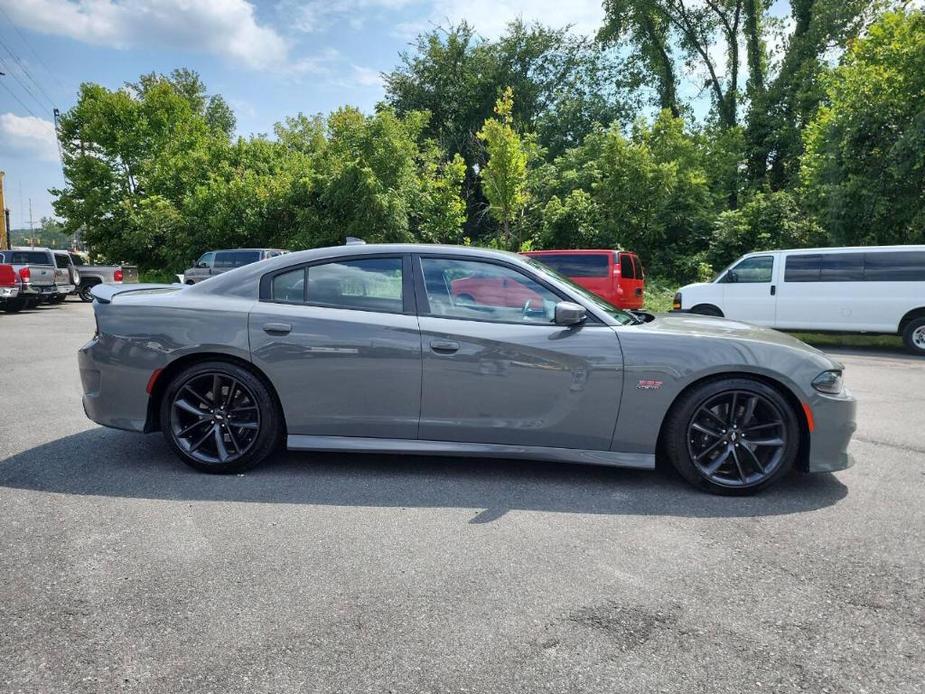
[0,113,59,162]
[397,0,605,40]
[352,65,383,88]
[280,0,416,33]
[0,0,288,70]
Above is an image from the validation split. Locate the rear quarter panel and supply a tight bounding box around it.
[83,292,253,430]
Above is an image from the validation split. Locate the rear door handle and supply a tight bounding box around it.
[430,340,460,354]
[263,322,292,335]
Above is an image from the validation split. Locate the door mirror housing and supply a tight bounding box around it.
[196,261,209,269]
[554,301,586,326]
[723,270,738,284]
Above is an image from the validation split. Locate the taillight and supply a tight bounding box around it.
[19,267,30,282]
[114,268,123,282]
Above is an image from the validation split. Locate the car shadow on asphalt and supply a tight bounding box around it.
[0,427,848,522]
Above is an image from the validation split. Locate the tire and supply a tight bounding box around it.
[3,297,25,313]
[160,361,282,474]
[663,378,799,495]
[902,317,925,356]
[690,304,723,317]
[49,294,66,304]
[78,283,97,302]
[185,280,196,286]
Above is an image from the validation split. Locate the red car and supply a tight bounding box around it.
[521,249,646,309]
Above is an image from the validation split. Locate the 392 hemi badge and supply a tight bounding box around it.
[636,379,663,391]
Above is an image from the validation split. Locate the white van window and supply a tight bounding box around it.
[785,251,925,282]
[724,255,773,283]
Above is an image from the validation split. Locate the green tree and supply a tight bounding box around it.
[801,10,925,246]
[476,88,532,248]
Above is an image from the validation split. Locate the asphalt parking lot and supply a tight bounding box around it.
[0,300,922,693]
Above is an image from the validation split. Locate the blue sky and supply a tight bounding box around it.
[0,0,608,225]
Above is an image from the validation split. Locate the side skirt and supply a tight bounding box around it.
[286,435,655,470]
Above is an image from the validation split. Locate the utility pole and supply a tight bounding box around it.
[0,171,8,250]
[28,198,34,248]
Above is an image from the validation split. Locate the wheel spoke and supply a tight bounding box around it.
[694,436,727,461]
[740,443,766,473]
[233,421,259,430]
[225,425,241,454]
[181,385,212,409]
[174,398,206,417]
[728,392,738,425]
[730,446,749,482]
[212,374,222,406]
[747,437,784,447]
[229,405,257,414]
[743,421,779,434]
[703,446,732,475]
[176,417,211,438]
[213,426,229,462]
[223,381,238,409]
[691,421,723,439]
[189,425,215,453]
[740,396,757,426]
[701,407,727,428]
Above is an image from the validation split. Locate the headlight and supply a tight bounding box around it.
[673,292,682,310]
[812,370,844,395]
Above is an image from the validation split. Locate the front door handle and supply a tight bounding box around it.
[430,339,460,354]
[263,322,292,335]
[770,284,776,296]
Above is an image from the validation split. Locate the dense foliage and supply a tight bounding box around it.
[51,6,924,280]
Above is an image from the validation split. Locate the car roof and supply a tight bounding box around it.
[743,245,925,256]
[524,249,624,255]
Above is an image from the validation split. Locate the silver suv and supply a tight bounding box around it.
[182,249,287,285]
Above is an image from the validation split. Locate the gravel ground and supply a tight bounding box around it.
[0,301,922,694]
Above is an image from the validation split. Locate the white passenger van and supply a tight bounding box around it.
[673,246,925,354]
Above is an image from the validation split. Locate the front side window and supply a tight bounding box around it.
[197,252,216,268]
[725,255,773,283]
[421,257,560,324]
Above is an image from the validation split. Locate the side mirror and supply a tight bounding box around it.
[554,301,586,326]
[725,270,738,283]
[196,261,208,269]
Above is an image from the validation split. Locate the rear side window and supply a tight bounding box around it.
[864,252,925,281]
[532,254,609,278]
[213,252,234,269]
[271,257,404,313]
[54,254,70,268]
[785,251,925,282]
[619,253,636,279]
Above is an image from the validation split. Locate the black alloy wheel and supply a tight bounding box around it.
[664,378,799,494]
[161,362,281,473]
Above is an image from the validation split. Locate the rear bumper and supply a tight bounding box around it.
[78,337,149,433]
[21,285,56,297]
[0,287,18,299]
[805,391,857,473]
[55,284,76,295]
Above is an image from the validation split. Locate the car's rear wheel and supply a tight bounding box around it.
[160,361,281,473]
[902,317,925,356]
[663,378,799,494]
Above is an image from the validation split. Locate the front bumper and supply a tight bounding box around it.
[805,390,857,473]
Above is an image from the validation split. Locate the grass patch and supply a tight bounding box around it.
[643,280,677,313]
[139,269,180,284]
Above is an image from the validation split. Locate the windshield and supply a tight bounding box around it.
[523,257,639,325]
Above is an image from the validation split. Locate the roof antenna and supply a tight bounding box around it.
[345,237,366,245]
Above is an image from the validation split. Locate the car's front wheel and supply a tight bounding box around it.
[160,361,282,473]
[663,378,799,494]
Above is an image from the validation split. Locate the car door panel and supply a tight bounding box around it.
[414,254,624,451]
[719,254,777,326]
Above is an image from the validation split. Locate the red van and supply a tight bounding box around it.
[522,249,645,309]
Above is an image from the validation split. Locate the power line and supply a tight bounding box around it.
[0,5,65,91]
[0,75,38,117]
[0,54,49,115]
[0,39,55,108]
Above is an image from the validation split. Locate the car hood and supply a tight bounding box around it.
[634,313,842,369]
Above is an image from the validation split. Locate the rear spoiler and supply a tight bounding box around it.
[90,283,181,304]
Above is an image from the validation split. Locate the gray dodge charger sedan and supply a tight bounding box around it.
[79,244,856,494]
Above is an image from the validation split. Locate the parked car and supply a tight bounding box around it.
[673,245,925,355]
[522,249,646,309]
[79,244,856,495]
[69,253,139,302]
[52,251,81,301]
[182,249,288,284]
[0,263,21,312]
[0,248,57,309]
